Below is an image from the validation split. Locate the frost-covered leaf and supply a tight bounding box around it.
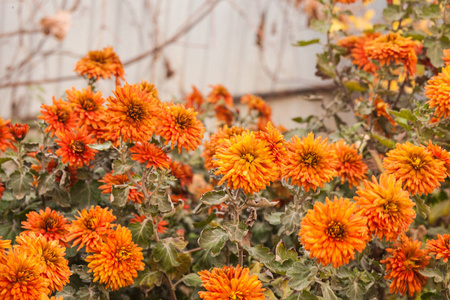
[198,227,229,257]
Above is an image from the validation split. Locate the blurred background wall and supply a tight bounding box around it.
[0,0,383,128]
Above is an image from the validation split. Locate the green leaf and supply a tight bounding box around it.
[55,286,77,300]
[200,190,229,205]
[198,227,229,257]
[0,157,13,165]
[383,5,404,22]
[264,212,282,225]
[76,286,99,300]
[345,281,365,299]
[263,289,278,300]
[321,283,339,300]
[310,20,330,34]
[298,291,318,300]
[6,171,33,199]
[371,133,396,149]
[88,141,112,151]
[134,269,163,290]
[287,262,316,291]
[316,52,336,79]
[424,37,450,68]
[275,241,298,263]
[415,196,431,219]
[112,158,134,175]
[223,221,248,243]
[293,39,320,47]
[110,185,130,207]
[390,108,417,122]
[36,172,55,196]
[280,204,302,235]
[70,180,102,208]
[71,265,92,282]
[155,191,174,213]
[129,218,154,249]
[193,212,216,228]
[343,81,366,92]
[245,245,274,264]
[51,185,71,208]
[416,4,441,20]
[0,221,21,241]
[153,239,180,272]
[419,268,443,283]
[181,273,202,287]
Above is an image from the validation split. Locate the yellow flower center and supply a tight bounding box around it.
[303,152,318,167]
[326,221,346,240]
[127,102,145,122]
[229,291,244,300]
[410,156,425,170]
[70,140,86,153]
[241,153,255,164]
[117,247,131,261]
[86,217,97,230]
[383,201,398,213]
[82,98,97,111]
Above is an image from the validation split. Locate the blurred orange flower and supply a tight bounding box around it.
[8,123,30,141]
[139,80,159,99]
[425,66,450,119]
[85,225,144,291]
[214,131,278,194]
[354,174,415,241]
[66,205,116,251]
[198,265,265,300]
[207,84,233,107]
[426,234,450,262]
[157,103,205,153]
[0,236,11,264]
[443,49,450,66]
[381,236,430,297]
[39,97,76,137]
[21,207,69,247]
[332,139,368,188]
[55,129,98,168]
[427,141,450,176]
[299,197,369,268]
[185,85,204,112]
[383,142,446,195]
[170,159,193,188]
[130,142,170,170]
[283,132,338,192]
[74,46,124,85]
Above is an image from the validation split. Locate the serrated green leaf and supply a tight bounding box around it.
[88,141,112,151]
[55,286,77,300]
[198,227,229,257]
[424,37,450,68]
[293,39,320,47]
[153,239,180,272]
[287,262,315,291]
[110,185,130,207]
[321,283,339,300]
[275,241,298,263]
[36,172,55,196]
[390,108,417,122]
[129,218,154,249]
[181,273,202,287]
[264,212,282,225]
[134,269,163,289]
[112,158,134,175]
[245,244,274,264]
[200,190,228,205]
[223,221,248,243]
[6,171,33,199]
[346,281,364,299]
[419,268,443,283]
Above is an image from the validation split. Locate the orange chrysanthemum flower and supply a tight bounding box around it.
[139,80,159,99]
[373,96,396,127]
[157,103,205,153]
[365,32,419,76]
[8,123,30,141]
[214,104,234,125]
[331,139,368,188]
[198,265,265,300]
[0,248,50,300]
[39,97,76,137]
[425,66,450,119]
[85,225,145,291]
[426,234,450,262]
[21,207,69,247]
[16,232,71,292]
[354,174,415,241]
[0,236,11,264]
[99,172,144,204]
[66,86,106,129]
[213,131,278,194]
[66,205,117,251]
[443,49,450,66]
[283,132,338,192]
[427,141,450,175]
[55,129,98,168]
[184,85,204,111]
[170,159,193,188]
[254,122,287,177]
[299,197,369,268]
[105,83,161,143]
[202,126,248,170]
[241,94,272,119]
[130,142,170,170]
[381,236,430,297]
[74,46,124,85]
[0,117,14,152]
[382,142,446,195]
[207,84,233,107]
[350,33,381,74]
